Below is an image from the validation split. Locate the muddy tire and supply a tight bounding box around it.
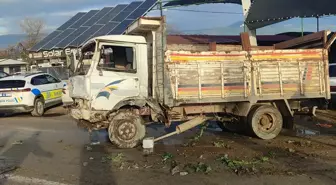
[108,110,145,148]
[248,105,283,140]
[31,98,45,117]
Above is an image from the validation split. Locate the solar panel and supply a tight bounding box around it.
[122,1,143,12]
[127,0,158,20]
[92,22,119,38]
[70,10,99,29]
[42,29,76,50]
[31,0,158,51]
[30,30,62,51]
[126,8,148,20]
[109,20,134,35]
[57,12,86,31]
[138,0,158,10]
[68,25,103,47]
[54,27,89,49]
[83,7,113,26]
[109,0,158,34]
[97,4,128,24]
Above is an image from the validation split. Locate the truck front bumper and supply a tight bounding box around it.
[70,108,106,123]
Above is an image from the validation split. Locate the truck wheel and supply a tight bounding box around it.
[31,98,45,117]
[108,110,145,148]
[248,105,283,140]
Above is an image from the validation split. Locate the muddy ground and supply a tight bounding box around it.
[0,106,335,185]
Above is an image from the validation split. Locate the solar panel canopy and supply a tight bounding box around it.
[31,0,158,51]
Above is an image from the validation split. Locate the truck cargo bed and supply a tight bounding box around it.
[165,49,329,104]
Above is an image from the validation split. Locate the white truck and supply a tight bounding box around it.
[65,17,332,148]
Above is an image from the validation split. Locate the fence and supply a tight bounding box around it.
[31,66,70,80]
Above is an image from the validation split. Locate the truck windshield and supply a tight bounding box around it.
[75,41,96,75]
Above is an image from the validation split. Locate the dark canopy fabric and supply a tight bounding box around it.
[165,0,336,30]
[245,0,336,29]
[164,0,242,7]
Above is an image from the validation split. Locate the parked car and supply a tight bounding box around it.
[0,72,65,116]
[0,71,9,78]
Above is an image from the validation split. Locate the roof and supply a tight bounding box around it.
[0,59,26,66]
[31,0,158,52]
[85,35,147,46]
[167,34,295,45]
[245,0,336,29]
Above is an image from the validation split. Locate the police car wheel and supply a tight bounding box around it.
[31,98,45,117]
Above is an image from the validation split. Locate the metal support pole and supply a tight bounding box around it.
[242,0,257,46]
[317,16,320,32]
[301,18,304,37]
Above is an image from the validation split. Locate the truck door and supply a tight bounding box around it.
[90,43,141,110]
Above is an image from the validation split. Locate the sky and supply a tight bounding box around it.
[0,0,336,36]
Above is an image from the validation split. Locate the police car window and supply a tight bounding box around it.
[0,80,25,88]
[31,75,49,86]
[46,75,60,83]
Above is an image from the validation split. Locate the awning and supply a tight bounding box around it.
[245,0,336,29]
[164,0,242,7]
[165,0,336,30]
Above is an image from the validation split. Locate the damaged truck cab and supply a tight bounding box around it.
[67,18,332,148]
[68,36,151,148]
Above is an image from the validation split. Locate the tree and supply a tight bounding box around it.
[19,17,45,64]
[20,17,45,48]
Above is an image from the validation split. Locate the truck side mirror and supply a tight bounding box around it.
[97,66,103,76]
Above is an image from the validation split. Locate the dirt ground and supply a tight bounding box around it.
[0,106,335,185]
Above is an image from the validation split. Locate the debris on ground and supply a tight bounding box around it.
[86,146,92,151]
[296,128,320,136]
[179,172,189,176]
[58,140,63,143]
[316,123,333,128]
[89,157,94,160]
[183,122,209,146]
[287,140,295,144]
[267,151,276,158]
[288,148,296,153]
[131,163,139,169]
[184,162,212,174]
[102,153,124,163]
[213,140,231,149]
[143,164,153,169]
[119,162,126,170]
[82,162,88,167]
[218,155,269,175]
[162,152,173,163]
[171,166,180,175]
[63,144,73,151]
[12,140,23,145]
[0,157,18,175]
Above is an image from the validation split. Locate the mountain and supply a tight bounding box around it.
[0,34,26,49]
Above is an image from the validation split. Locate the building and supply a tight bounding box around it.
[0,59,27,74]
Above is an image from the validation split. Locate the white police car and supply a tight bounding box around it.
[0,72,65,116]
